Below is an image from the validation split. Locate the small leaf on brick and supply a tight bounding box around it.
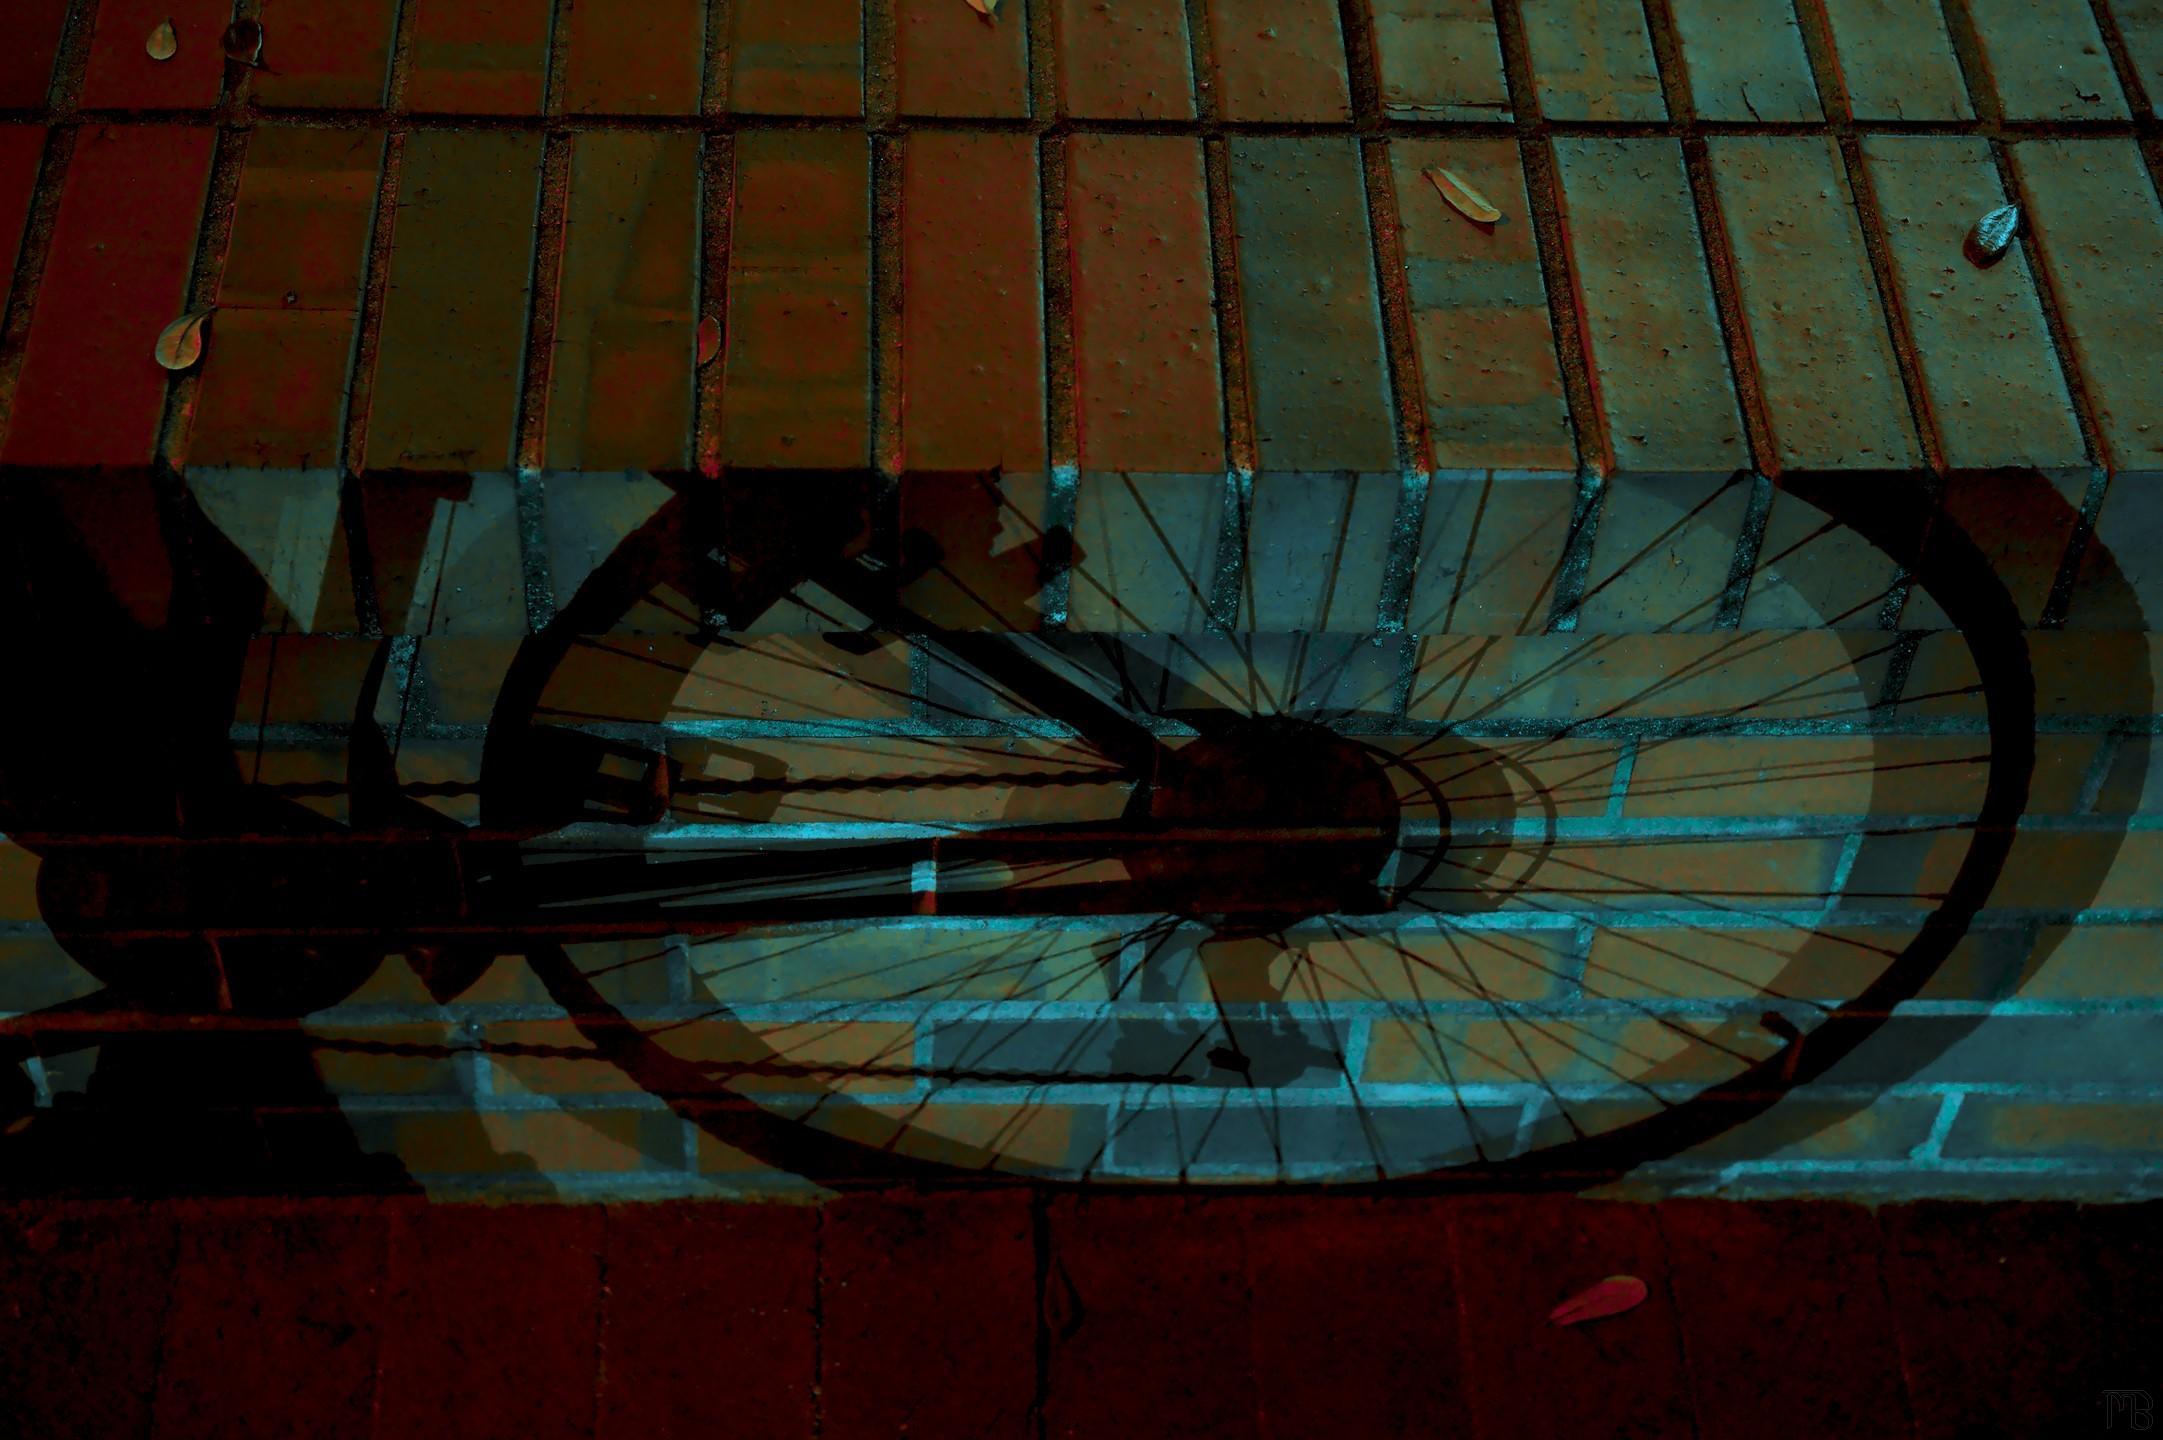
[222,18,265,67]
[154,309,214,371]
[147,19,178,61]
[1970,203,2020,263]
[1548,1274,1647,1326]
[696,315,721,366]
[964,0,1002,18]
[1425,166,1502,226]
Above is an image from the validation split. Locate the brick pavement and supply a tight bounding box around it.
[0,1,2158,1206]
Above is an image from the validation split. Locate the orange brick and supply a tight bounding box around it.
[403,0,550,113]
[1944,1099,2163,1158]
[1208,0,1351,121]
[896,0,1029,117]
[671,1020,919,1095]
[728,0,862,115]
[1057,0,1194,119]
[1583,926,1898,1001]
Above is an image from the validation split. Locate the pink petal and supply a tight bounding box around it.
[1548,1274,1649,1326]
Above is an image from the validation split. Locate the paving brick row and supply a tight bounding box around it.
[2,125,215,468]
[80,0,231,109]
[1365,0,1512,120]
[1667,0,1823,120]
[402,0,552,113]
[901,132,1045,472]
[1065,134,1224,476]
[728,0,865,116]
[1228,136,1397,473]
[898,0,1031,117]
[0,0,67,108]
[1550,137,1747,479]
[1056,0,1196,119]
[1963,0,2128,120]
[543,130,700,472]
[1207,0,1352,121]
[363,130,543,473]
[250,0,398,109]
[1862,136,2085,474]
[1711,136,1921,471]
[721,129,871,468]
[559,0,706,114]
[1388,136,1575,475]
[1518,0,1666,121]
[1818,0,1975,120]
[2011,137,2163,478]
[187,126,382,471]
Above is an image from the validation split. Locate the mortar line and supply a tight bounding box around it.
[694,131,734,478]
[702,0,731,114]
[513,132,573,474]
[870,133,903,480]
[1040,131,1078,476]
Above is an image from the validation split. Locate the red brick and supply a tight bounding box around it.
[376,1208,604,1437]
[2012,137,2163,477]
[1551,137,1746,478]
[404,0,551,113]
[728,0,862,115]
[0,125,42,318]
[901,131,1044,471]
[544,131,699,471]
[2,125,213,467]
[365,130,542,472]
[1067,134,1222,475]
[1408,473,1577,631]
[897,0,1030,117]
[1966,0,2127,119]
[1863,136,2084,473]
[1229,136,1396,472]
[825,1191,1037,1435]
[1819,0,1973,120]
[0,0,67,107]
[0,1210,179,1438]
[1389,136,1575,473]
[1520,0,1665,120]
[1366,0,1511,119]
[595,1205,818,1440]
[80,0,230,108]
[723,129,870,467]
[152,1214,390,1440]
[1712,136,1922,470]
[188,126,382,470]
[251,0,398,107]
[1668,0,1821,119]
[1208,0,1351,121]
[561,0,705,114]
[1057,0,1195,119]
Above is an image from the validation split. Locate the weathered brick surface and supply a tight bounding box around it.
[722,129,871,467]
[1408,472,1578,632]
[728,0,863,115]
[2122,1,2163,115]
[1366,0,1512,120]
[1207,0,1352,121]
[1576,473,1752,631]
[1667,0,1822,120]
[187,126,382,471]
[897,0,1031,116]
[80,0,231,108]
[0,0,65,107]
[544,131,700,472]
[251,0,399,108]
[1862,136,2085,473]
[1903,469,2087,627]
[1229,136,1397,472]
[560,0,706,114]
[1711,136,1921,470]
[1388,137,1575,473]
[364,131,542,472]
[1818,0,1973,120]
[1057,0,1195,118]
[1739,486,1899,628]
[403,0,552,113]
[1239,472,1399,628]
[1551,137,1747,478]
[1066,134,1223,475]
[901,132,1045,471]
[1519,0,1665,120]
[2012,137,2163,477]
[1069,473,1223,628]
[1965,0,2128,119]
[3,125,214,467]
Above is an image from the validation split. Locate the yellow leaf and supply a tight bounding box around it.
[147,19,178,62]
[155,309,213,371]
[1425,165,1502,226]
[965,0,1001,18]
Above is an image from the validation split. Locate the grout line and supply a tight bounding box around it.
[1543,472,1606,633]
[0,126,78,454]
[1182,0,1218,125]
[1040,132,1078,475]
[1711,471,1776,629]
[542,0,574,116]
[694,131,733,478]
[702,0,731,114]
[871,133,903,480]
[155,123,253,472]
[513,132,573,474]
[2039,468,2111,631]
[514,471,556,632]
[1199,137,1255,476]
[1830,128,1950,475]
[866,0,898,129]
[339,127,405,477]
[1357,135,1433,478]
[1026,0,1058,121]
[2090,0,2157,118]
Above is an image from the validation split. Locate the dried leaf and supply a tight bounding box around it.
[696,315,721,366]
[1549,1275,1648,1327]
[1971,203,2020,262]
[154,309,213,371]
[1425,165,1501,226]
[964,0,1001,18]
[222,19,265,66]
[147,19,178,61]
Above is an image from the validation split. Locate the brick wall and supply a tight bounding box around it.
[0,0,2160,1202]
